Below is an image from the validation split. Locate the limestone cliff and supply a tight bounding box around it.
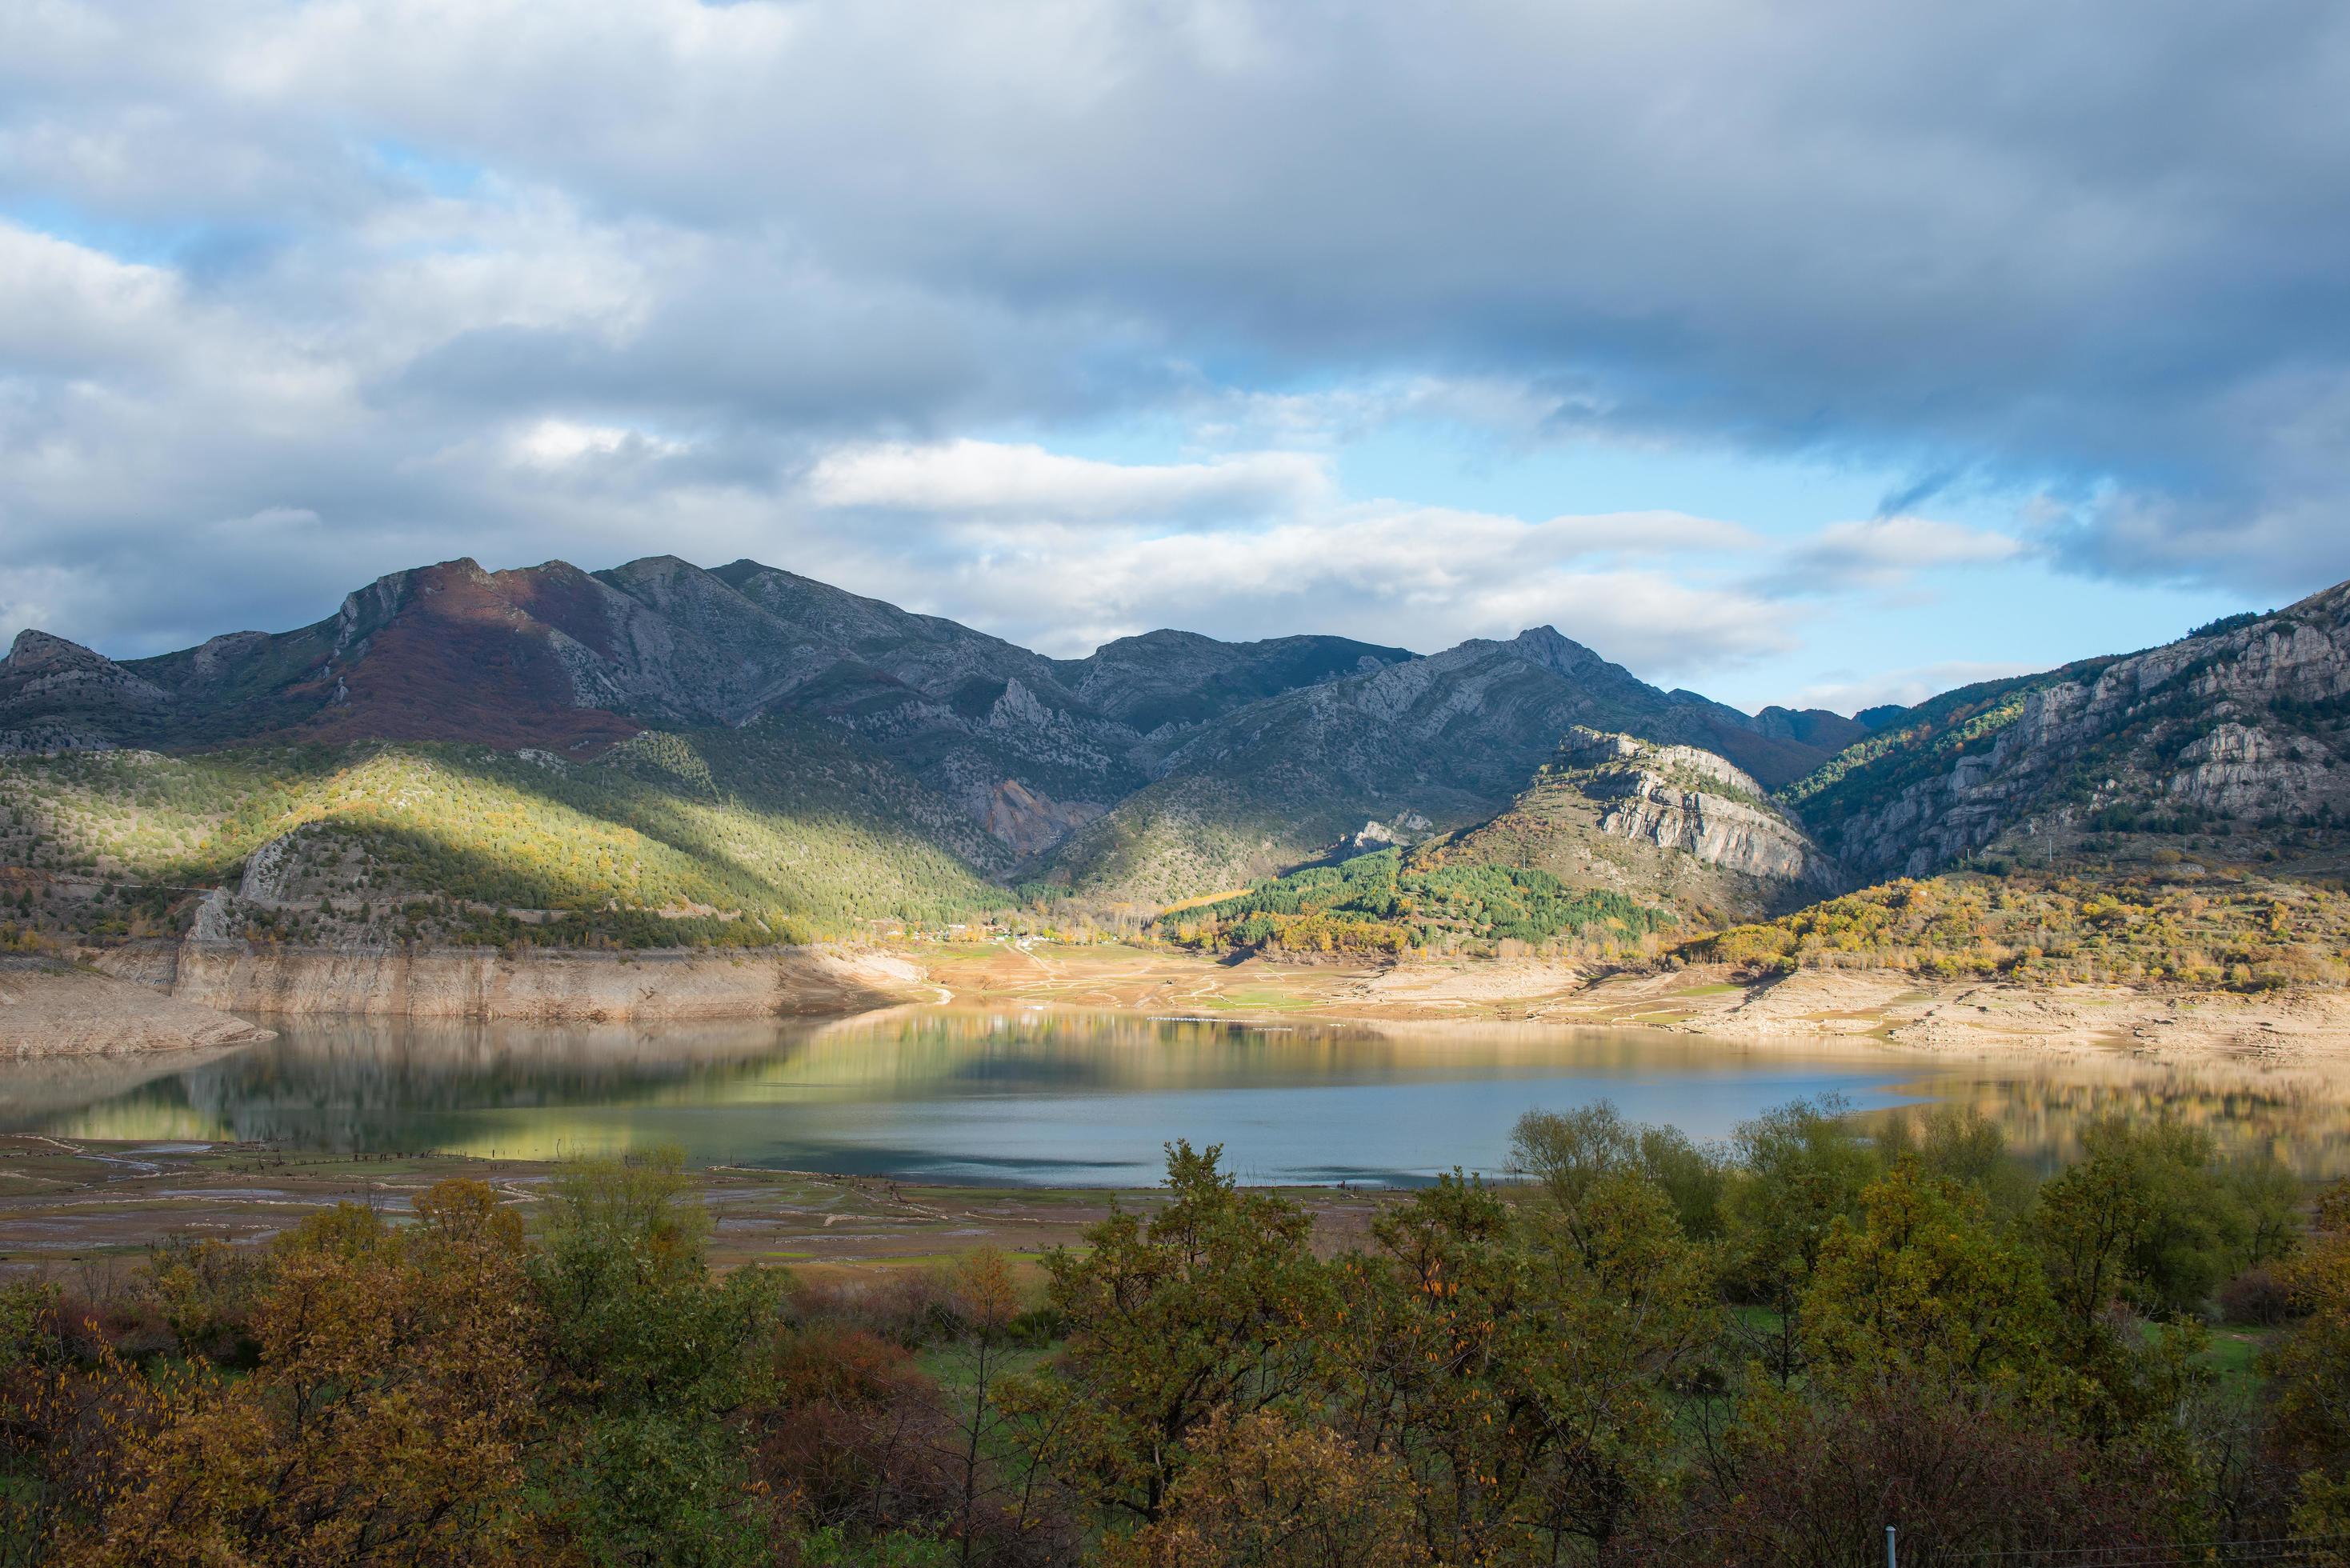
[1425,728,1832,923]
[1792,585,2350,880]
[94,937,926,1022]
[1557,730,1828,888]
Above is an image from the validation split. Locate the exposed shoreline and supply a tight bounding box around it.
[2,938,935,1057]
[909,940,2350,1066]
[0,955,276,1058]
[5,934,2348,1064]
[145,938,928,1022]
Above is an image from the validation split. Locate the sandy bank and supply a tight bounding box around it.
[0,956,274,1057]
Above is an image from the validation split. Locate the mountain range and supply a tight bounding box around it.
[6,554,2348,952]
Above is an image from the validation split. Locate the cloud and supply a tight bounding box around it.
[799,496,1792,673]
[508,418,685,469]
[806,440,1329,521]
[1757,516,2029,596]
[1787,661,2046,717]
[4,0,2348,693]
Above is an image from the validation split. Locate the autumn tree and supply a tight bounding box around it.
[1871,1106,2035,1222]
[2034,1119,2250,1329]
[2269,1182,2350,1550]
[1511,1102,1730,1242]
[1800,1157,2064,1402]
[999,1142,1335,1526]
[1660,1382,2168,1567]
[920,1248,1067,1566]
[60,1181,545,1567]
[1719,1096,1876,1379]
[1095,1410,1428,1568]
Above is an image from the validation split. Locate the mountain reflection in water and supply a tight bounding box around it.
[4,1009,2348,1186]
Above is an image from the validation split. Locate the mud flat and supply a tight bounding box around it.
[0,1134,1399,1270]
[0,956,274,1058]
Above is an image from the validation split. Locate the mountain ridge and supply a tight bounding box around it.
[1,555,1860,894]
[1778,578,2350,883]
[15,549,2328,942]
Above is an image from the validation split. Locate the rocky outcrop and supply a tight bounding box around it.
[1586,778,1820,883]
[2165,722,2332,815]
[1555,727,1771,797]
[982,779,1107,858]
[1339,811,1434,855]
[1555,730,1828,887]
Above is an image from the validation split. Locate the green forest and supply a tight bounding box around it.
[1156,846,1672,958]
[5,1102,2348,1564]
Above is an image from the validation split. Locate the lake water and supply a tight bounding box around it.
[5,1007,2348,1186]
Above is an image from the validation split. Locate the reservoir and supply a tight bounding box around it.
[4,1007,2344,1186]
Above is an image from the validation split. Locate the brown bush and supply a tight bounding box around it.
[2220,1265,2300,1327]
[787,1267,959,1346]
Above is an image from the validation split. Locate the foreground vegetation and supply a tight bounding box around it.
[5,1098,2348,1565]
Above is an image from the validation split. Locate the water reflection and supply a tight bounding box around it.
[1883,1062,2350,1176]
[4,1009,2348,1186]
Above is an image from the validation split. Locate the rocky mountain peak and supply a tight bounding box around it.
[0,628,174,753]
[6,629,110,674]
[1502,625,1603,677]
[1099,627,1215,651]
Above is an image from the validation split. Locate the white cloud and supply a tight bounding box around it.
[0,222,183,371]
[508,418,683,468]
[798,497,1795,674]
[805,439,1329,521]
[1757,515,2029,596]
[5,0,2347,698]
[1812,516,2028,570]
[1786,661,2043,716]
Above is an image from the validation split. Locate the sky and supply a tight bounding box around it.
[3,2,2346,714]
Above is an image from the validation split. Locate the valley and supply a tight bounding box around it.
[6,554,2350,1061]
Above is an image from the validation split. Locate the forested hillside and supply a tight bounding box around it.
[1772,586,2350,884]
[0,720,1013,950]
[1043,631,1860,902]
[1159,846,1671,958]
[1155,729,1832,959]
[0,554,1875,933]
[1687,862,2350,990]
